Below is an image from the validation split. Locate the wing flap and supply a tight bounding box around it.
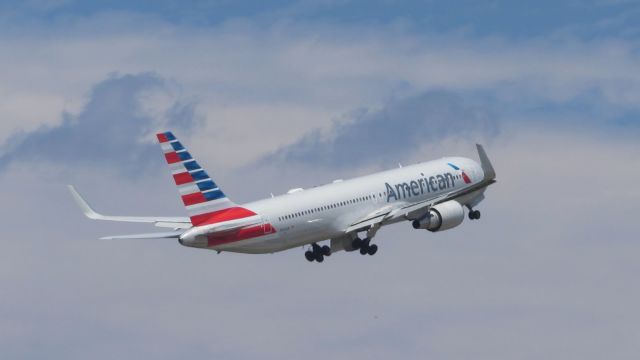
[345,206,394,233]
[388,193,451,221]
[345,193,455,233]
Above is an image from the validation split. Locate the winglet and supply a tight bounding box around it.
[68,185,103,220]
[476,144,496,181]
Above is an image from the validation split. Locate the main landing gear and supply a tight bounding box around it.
[351,238,378,256]
[305,243,331,263]
[467,206,481,220]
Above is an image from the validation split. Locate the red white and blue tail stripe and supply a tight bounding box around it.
[156,132,257,226]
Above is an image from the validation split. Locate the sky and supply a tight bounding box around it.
[1,1,639,359]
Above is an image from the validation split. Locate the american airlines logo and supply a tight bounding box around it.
[385,172,457,202]
[385,163,472,202]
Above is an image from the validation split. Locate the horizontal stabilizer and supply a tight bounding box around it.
[100,231,183,240]
[68,185,191,227]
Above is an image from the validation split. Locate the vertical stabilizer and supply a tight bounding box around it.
[156,132,257,226]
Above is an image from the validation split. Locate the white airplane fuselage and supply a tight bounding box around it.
[71,131,495,262]
[210,156,485,254]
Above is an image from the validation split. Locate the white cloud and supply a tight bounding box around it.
[1,16,639,167]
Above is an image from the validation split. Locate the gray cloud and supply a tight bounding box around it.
[0,72,200,174]
[265,91,500,168]
[1,129,639,360]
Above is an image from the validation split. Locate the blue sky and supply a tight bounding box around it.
[0,1,639,360]
[4,0,640,40]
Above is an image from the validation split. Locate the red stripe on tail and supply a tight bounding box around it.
[157,133,169,143]
[164,152,181,164]
[173,172,194,185]
[182,192,207,206]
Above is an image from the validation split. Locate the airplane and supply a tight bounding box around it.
[69,131,496,263]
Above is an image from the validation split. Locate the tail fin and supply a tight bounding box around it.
[476,144,496,181]
[156,132,256,226]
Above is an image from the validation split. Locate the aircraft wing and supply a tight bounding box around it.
[387,193,452,221]
[345,180,495,234]
[345,206,394,233]
[68,185,192,229]
[344,194,449,233]
[346,144,498,234]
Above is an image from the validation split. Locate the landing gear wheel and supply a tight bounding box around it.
[358,238,371,255]
[468,210,481,220]
[322,245,331,256]
[315,253,324,263]
[473,210,481,219]
[367,244,378,256]
[305,251,315,262]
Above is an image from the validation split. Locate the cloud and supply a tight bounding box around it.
[1,128,640,360]
[0,72,201,174]
[0,15,639,169]
[265,90,500,168]
[1,7,640,360]
[1,17,639,175]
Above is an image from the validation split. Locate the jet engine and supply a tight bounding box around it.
[412,200,465,232]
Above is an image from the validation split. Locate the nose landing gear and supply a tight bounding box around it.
[467,206,481,220]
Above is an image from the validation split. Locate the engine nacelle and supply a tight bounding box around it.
[412,200,465,232]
